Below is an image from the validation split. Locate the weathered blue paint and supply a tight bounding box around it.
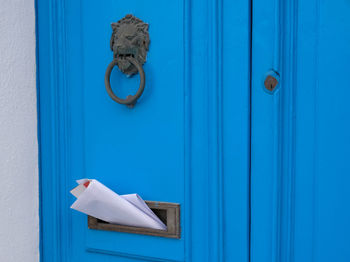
[36,0,250,261]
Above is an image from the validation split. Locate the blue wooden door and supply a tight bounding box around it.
[37,0,350,261]
[251,0,350,261]
[37,0,250,261]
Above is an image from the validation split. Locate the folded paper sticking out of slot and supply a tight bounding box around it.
[70,179,167,231]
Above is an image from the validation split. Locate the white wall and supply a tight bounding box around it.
[0,0,39,261]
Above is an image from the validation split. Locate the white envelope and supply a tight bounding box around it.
[70,179,167,230]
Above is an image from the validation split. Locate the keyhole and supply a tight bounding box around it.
[264,75,279,92]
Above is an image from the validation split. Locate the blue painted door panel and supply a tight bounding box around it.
[38,0,350,261]
[82,2,185,259]
[37,0,250,261]
[251,0,350,261]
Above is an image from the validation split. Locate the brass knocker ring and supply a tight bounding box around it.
[104,56,145,107]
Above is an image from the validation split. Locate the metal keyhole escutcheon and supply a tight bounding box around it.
[264,75,279,92]
[105,14,150,107]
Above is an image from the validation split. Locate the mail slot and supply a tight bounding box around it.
[88,201,180,238]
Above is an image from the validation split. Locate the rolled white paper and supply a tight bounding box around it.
[70,179,167,230]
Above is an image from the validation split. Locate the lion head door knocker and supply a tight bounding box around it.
[104,14,150,107]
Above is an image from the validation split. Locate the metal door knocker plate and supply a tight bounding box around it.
[105,14,150,107]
